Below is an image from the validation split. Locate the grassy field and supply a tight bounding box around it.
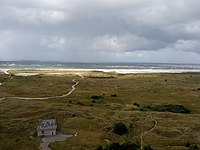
[0,70,200,150]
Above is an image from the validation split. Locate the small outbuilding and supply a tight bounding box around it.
[37,119,57,136]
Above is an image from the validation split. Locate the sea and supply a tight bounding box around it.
[0,61,200,73]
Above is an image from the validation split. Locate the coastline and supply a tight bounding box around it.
[1,66,200,150]
[1,68,200,74]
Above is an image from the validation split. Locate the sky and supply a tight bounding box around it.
[0,0,200,63]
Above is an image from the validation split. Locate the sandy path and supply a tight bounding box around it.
[140,113,157,149]
[0,71,83,149]
[0,69,9,75]
[3,80,79,100]
[7,80,79,100]
[0,73,84,101]
[77,74,84,79]
[0,98,5,101]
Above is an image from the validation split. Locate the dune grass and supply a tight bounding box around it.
[0,71,200,150]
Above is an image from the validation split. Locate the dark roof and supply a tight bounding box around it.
[37,119,57,130]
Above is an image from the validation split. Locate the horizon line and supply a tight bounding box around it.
[0,60,200,65]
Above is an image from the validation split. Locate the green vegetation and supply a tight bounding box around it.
[91,95,104,103]
[103,142,140,150]
[96,142,140,150]
[113,122,128,135]
[111,94,117,97]
[185,143,199,150]
[0,71,200,150]
[144,145,153,150]
[142,104,191,114]
[91,95,104,100]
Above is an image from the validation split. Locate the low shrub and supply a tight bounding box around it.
[113,122,128,135]
[91,95,104,100]
[144,145,153,150]
[96,145,103,150]
[102,142,140,150]
[133,103,139,107]
[185,143,199,150]
[111,94,117,97]
[142,104,191,114]
[77,102,85,106]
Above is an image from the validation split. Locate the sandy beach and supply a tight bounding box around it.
[0,69,9,75]
[1,68,200,74]
[14,73,39,76]
[0,69,200,150]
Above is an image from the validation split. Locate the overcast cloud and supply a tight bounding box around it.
[0,0,200,63]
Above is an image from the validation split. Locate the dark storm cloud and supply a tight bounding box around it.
[0,0,200,63]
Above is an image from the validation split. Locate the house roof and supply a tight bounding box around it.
[37,119,57,130]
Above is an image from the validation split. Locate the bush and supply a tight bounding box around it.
[120,142,140,150]
[91,95,104,100]
[142,104,191,114]
[77,102,85,106]
[111,94,117,97]
[189,145,199,150]
[133,103,139,107]
[144,145,153,150]
[106,142,120,150]
[104,142,140,150]
[113,122,128,135]
[185,143,191,147]
[96,145,103,150]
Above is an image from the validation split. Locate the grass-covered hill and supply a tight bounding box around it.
[0,70,200,150]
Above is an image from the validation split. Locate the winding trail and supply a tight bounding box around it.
[0,69,84,101]
[0,69,9,75]
[77,74,84,79]
[0,97,5,101]
[1,70,84,149]
[140,113,157,150]
[7,80,79,100]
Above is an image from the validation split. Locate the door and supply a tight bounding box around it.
[51,131,54,135]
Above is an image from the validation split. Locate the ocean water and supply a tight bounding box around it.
[0,61,200,73]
